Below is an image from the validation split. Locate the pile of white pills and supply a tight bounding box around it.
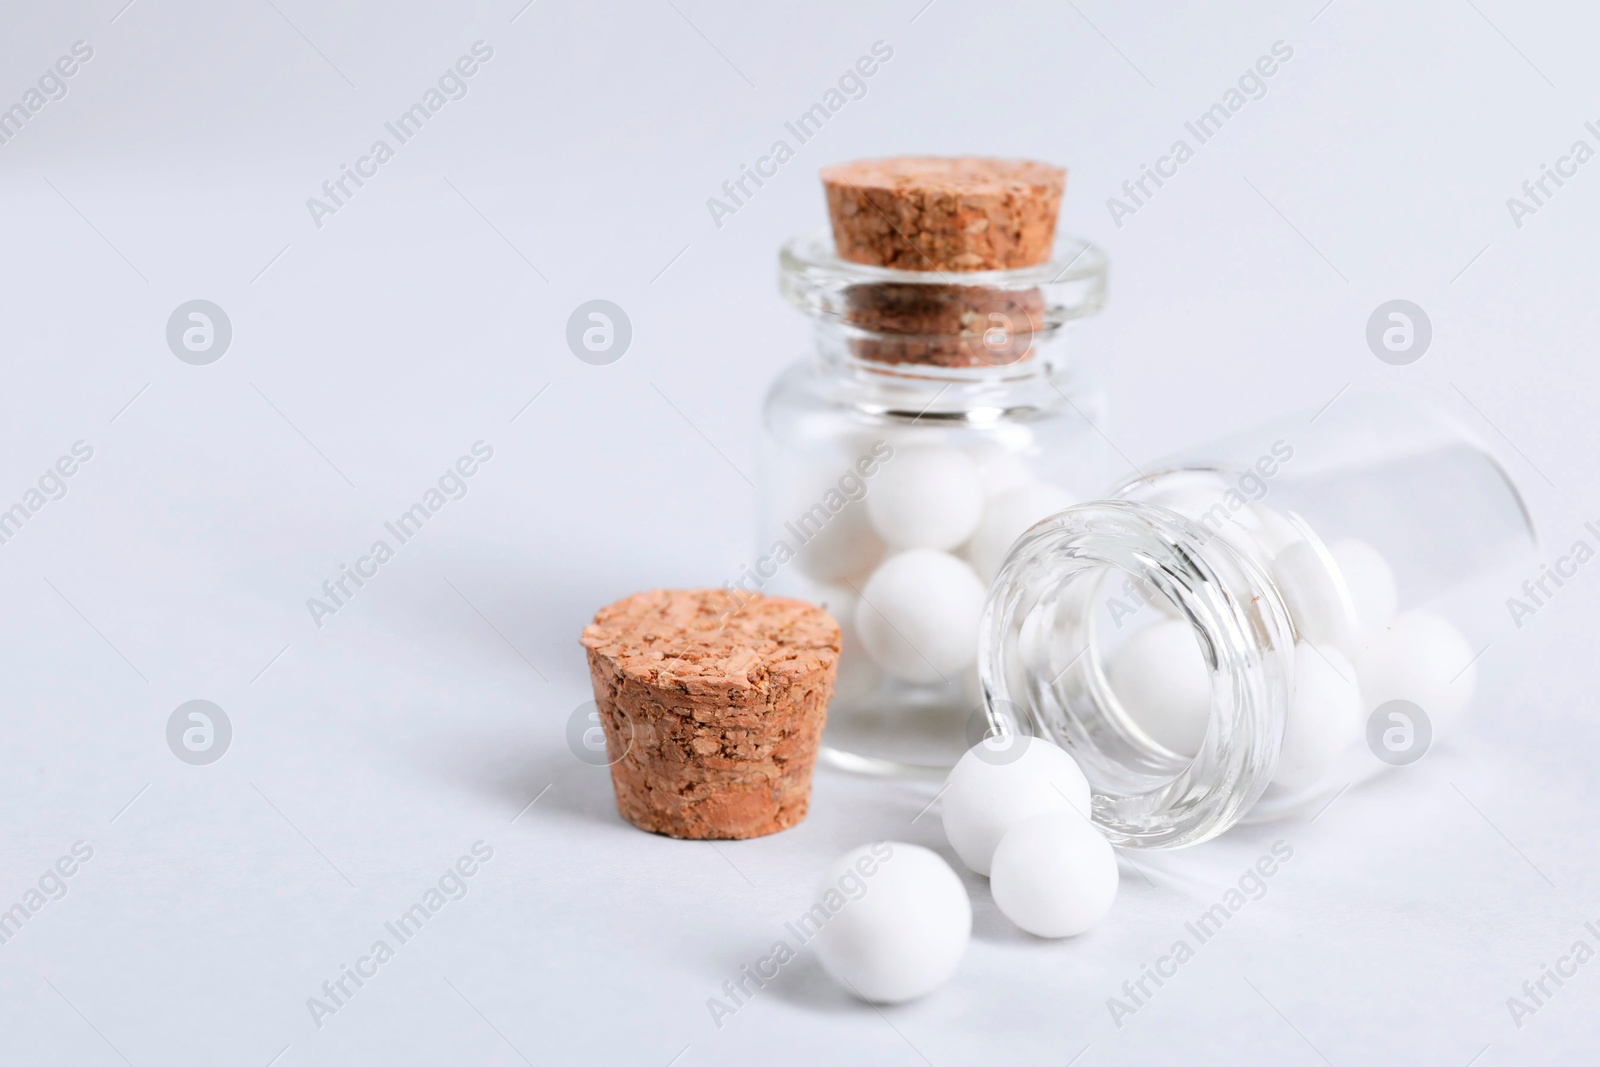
[943,736,1117,938]
[806,487,1486,1005]
[849,443,1076,686]
[1107,499,1479,790]
[812,735,1117,1003]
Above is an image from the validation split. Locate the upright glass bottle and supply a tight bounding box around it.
[758,228,1117,776]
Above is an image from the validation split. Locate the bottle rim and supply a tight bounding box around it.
[978,497,1296,849]
[779,227,1108,328]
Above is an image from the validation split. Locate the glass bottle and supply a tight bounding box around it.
[980,391,1537,848]
[756,227,1116,777]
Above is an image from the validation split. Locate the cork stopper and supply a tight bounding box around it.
[579,589,839,840]
[821,157,1066,272]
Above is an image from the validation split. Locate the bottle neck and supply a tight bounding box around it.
[979,498,1297,849]
[781,226,1106,386]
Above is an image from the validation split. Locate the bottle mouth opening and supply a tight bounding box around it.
[978,500,1296,849]
[780,228,1108,372]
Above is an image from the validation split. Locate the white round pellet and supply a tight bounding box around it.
[1357,609,1477,721]
[1272,642,1362,794]
[1153,482,1286,575]
[1252,504,1308,558]
[793,497,884,584]
[812,843,971,1004]
[810,583,857,624]
[942,736,1091,876]
[813,585,881,702]
[990,812,1118,938]
[855,550,986,683]
[1329,539,1399,645]
[1107,619,1212,757]
[971,449,1035,500]
[1271,539,1359,657]
[866,446,984,550]
[968,483,1076,582]
[832,618,885,704]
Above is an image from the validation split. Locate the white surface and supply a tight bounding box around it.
[1,1,1598,1065]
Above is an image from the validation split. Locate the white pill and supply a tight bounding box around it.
[968,483,1076,583]
[971,449,1035,500]
[793,498,884,584]
[866,446,984,550]
[1272,642,1362,794]
[1147,474,1266,545]
[833,618,885,704]
[855,550,986,683]
[1107,620,1212,757]
[1251,503,1309,558]
[1329,539,1399,645]
[990,812,1119,938]
[812,843,971,1004]
[810,583,856,621]
[1357,609,1476,721]
[1271,539,1359,657]
[942,736,1091,876]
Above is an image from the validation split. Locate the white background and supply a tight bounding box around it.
[1,1,1597,1064]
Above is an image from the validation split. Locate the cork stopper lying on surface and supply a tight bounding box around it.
[821,157,1066,272]
[580,589,839,840]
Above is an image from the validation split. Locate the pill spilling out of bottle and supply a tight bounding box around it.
[814,734,1117,1003]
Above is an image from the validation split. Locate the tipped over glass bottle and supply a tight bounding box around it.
[980,392,1536,848]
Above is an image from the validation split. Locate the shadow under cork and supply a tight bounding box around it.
[409,718,629,833]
